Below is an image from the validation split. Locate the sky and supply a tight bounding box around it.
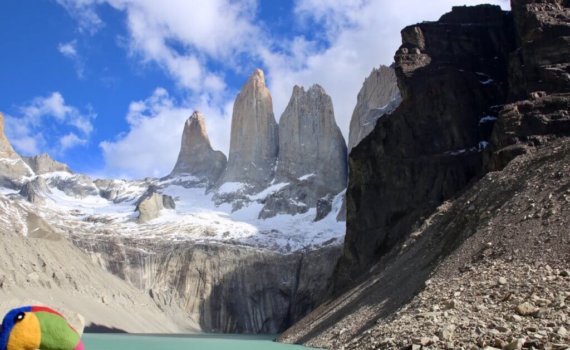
[0,0,510,179]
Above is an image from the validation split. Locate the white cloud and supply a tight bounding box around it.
[60,132,87,150]
[5,92,95,156]
[58,41,78,58]
[58,40,85,78]
[55,0,104,34]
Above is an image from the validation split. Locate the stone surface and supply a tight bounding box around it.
[348,65,401,150]
[259,85,347,218]
[219,69,279,189]
[281,137,570,350]
[71,237,341,334]
[336,4,515,289]
[169,111,227,184]
[276,85,347,192]
[23,153,72,175]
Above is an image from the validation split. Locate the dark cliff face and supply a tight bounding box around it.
[336,5,516,288]
[489,0,570,170]
[337,1,570,290]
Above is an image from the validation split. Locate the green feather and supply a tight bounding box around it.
[35,312,80,350]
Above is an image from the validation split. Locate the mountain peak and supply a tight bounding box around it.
[170,112,227,183]
[218,68,279,188]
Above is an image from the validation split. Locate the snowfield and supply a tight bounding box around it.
[1,172,346,253]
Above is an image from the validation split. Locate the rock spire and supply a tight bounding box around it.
[170,111,227,183]
[219,69,279,189]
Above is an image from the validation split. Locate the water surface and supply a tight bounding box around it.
[83,333,319,350]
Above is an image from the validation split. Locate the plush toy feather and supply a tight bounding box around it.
[0,306,83,350]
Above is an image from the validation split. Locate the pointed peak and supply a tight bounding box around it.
[293,85,305,95]
[308,84,326,94]
[187,111,205,124]
[246,68,266,86]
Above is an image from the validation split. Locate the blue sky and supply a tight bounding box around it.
[0,0,509,179]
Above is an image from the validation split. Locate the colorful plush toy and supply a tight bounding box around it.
[0,306,84,350]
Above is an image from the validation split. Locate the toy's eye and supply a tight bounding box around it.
[14,313,25,323]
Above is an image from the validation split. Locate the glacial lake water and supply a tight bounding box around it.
[83,333,320,350]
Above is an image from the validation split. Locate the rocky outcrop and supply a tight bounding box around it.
[23,153,72,175]
[336,4,516,288]
[0,112,34,187]
[219,69,279,190]
[260,85,347,219]
[170,112,227,184]
[70,235,341,334]
[135,189,175,223]
[488,0,570,170]
[348,66,401,150]
[19,176,50,204]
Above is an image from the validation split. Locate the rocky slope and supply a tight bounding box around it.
[260,85,347,219]
[0,195,197,333]
[219,69,279,189]
[169,111,227,184]
[348,65,401,150]
[280,1,570,348]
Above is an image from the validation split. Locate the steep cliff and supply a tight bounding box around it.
[336,4,515,288]
[260,85,347,219]
[71,235,341,334]
[348,66,400,150]
[219,69,279,190]
[281,2,570,349]
[169,111,227,184]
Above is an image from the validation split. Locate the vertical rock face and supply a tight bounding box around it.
[276,85,347,193]
[336,5,516,289]
[71,237,342,334]
[489,0,570,170]
[258,85,347,219]
[0,112,34,187]
[348,66,401,150]
[23,153,72,175]
[220,69,279,189]
[170,111,227,184]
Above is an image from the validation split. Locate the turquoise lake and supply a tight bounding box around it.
[83,334,320,350]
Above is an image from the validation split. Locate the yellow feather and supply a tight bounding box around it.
[7,313,41,350]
